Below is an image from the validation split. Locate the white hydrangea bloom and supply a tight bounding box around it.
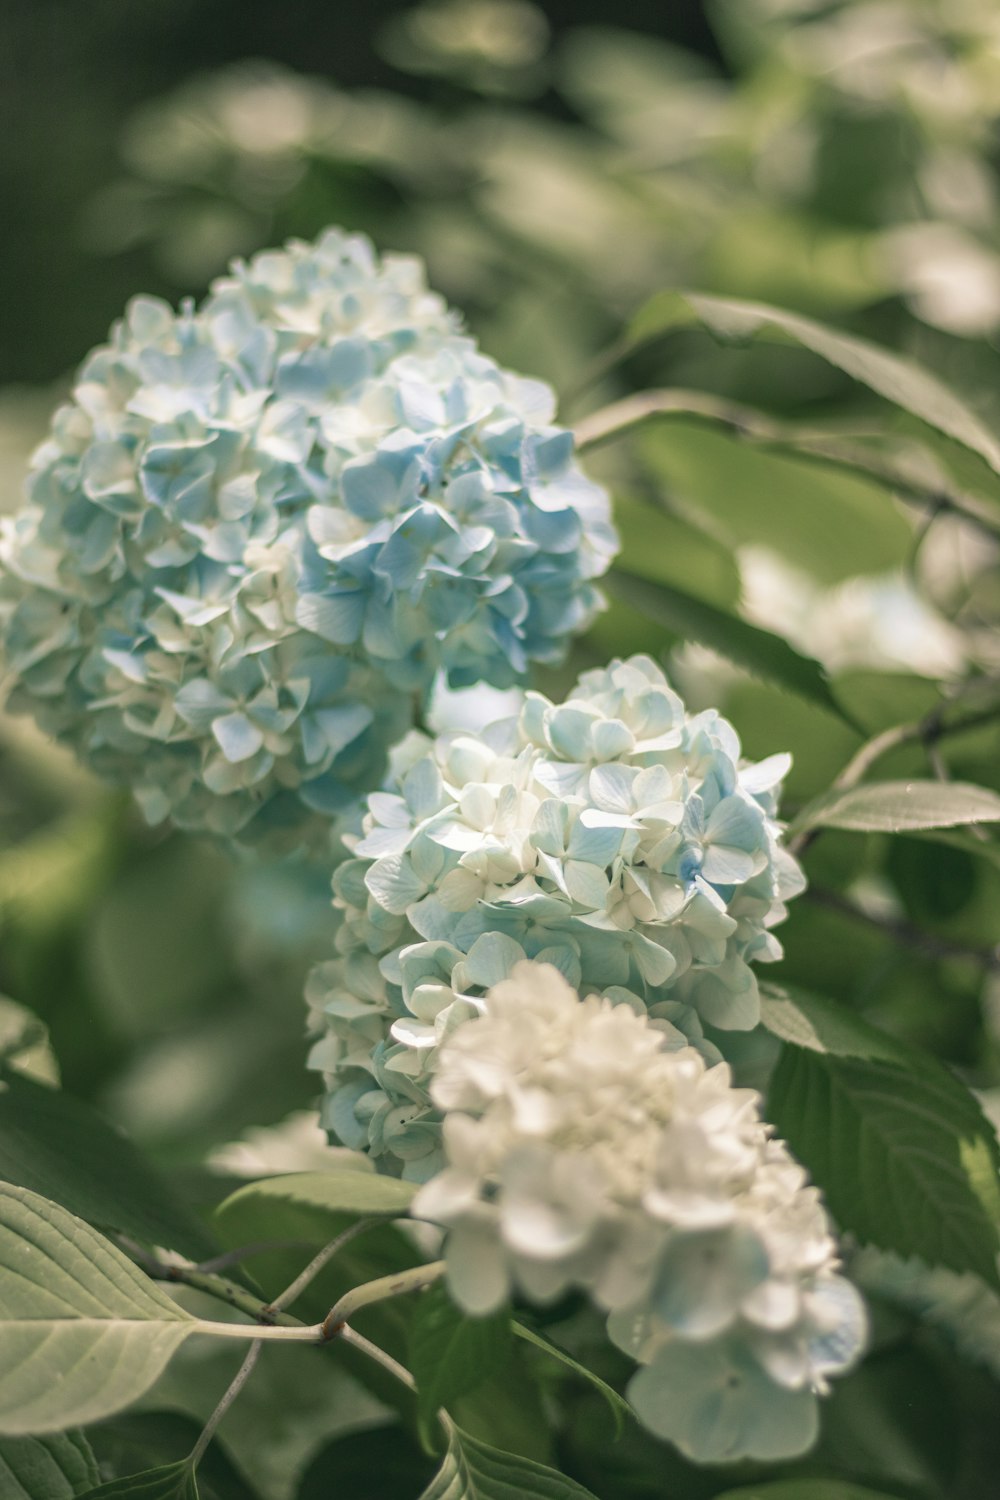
[413,961,866,1464]
[308,653,804,1174]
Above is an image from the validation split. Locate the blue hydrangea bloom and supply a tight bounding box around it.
[307,654,805,1175]
[0,229,615,844]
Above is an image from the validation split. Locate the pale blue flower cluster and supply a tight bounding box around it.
[308,654,805,1175]
[0,229,614,844]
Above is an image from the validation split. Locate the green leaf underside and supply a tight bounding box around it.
[790,780,1000,836]
[0,1071,221,1264]
[607,570,853,727]
[628,290,1000,482]
[419,1425,600,1499]
[0,1431,101,1499]
[409,1285,512,1447]
[768,1047,1000,1286]
[0,1181,197,1435]
[79,1462,198,1499]
[215,1169,416,1225]
[511,1324,630,1437]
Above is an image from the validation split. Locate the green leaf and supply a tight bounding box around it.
[637,420,911,586]
[608,569,855,728]
[79,1462,197,1499]
[511,1323,630,1438]
[611,493,741,606]
[627,290,1000,481]
[789,779,1000,836]
[765,1002,1000,1285]
[87,1413,259,1500]
[712,1482,903,1500]
[759,982,909,1063]
[0,1432,100,1499]
[409,1284,512,1448]
[296,1424,436,1500]
[0,997,59,1086]
[0,1071,222,1264]
[0,1181,197,1435]
[419,1424,600,1500]
[215,1169,416,1227]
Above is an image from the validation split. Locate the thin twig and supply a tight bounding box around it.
[574,388,1000,544]
[119,1239,304,1328]
[789,692,1000,857]
[189,1341,263,1468]
[337,1325,416,1391]
[193,1240,315,1275]
[804,885,1000,971]
[321,1260,447,1340]
[264,1219,377,1316]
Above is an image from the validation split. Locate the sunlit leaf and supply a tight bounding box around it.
[215,1169,416,1228]
[790,780,1000,836]
[627,291,1000,481]
[0,1182,197,1435]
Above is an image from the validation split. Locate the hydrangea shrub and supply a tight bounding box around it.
[308,653,805,1175]
[414,960,866,1461]
[0,229,614,844]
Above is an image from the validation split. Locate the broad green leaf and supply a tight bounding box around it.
[712,1482,902,1500]
[79,1463,197,1499]
[759,982,908,1063]
[215,1169,416,1227]
[511,1323,630,1438]
[87,1413,259,1500]
[0,1181,197,1434]
[419,1424,599,1500]
[638,421,911,585]
[409,1284,511,1448]
[627,290,1000,481]
[296,1424,435,1500]
[0,997,58,1086]
[768,1043,1000,1286]
[0,1071,221,1264]
[608,569,855,728]
[0,1432,100,1499]
[611,493,740,605]
[789,779,1000,836]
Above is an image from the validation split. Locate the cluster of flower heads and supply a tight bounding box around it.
[0,229,614,844]
[412,962,866,1462]
[308,653,805,1175]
